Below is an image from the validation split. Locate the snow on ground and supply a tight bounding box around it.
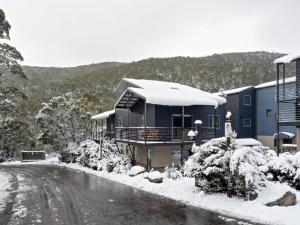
[2,155,300,225]
[0,171,11,212]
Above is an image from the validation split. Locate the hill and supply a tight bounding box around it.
[2,51,285,112]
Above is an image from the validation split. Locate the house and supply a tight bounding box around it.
[215,86,256,138]
[100,78,226,170]
[214,53,300,151]
[274,53,300,152]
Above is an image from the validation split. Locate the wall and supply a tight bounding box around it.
[238,87,256,138]
[256,84,296,137]
[154,104,225,137]
[226,94,239,135]
[115,80,139,101]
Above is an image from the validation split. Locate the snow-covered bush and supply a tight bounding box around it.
[184,137,274,200]
[164,165,182,180]
[229,146,269,199]
[268,152,300,190]
[60,139,131,174]
[184,138,233,193]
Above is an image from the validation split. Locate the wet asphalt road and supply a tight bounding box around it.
[0,165,258,225]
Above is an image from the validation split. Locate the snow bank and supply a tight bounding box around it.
[0,172,11,212]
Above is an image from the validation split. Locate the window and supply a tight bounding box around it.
[172,115,192,128]
[283,139,292,144]
[243,95,251,106]
[266,109,272,117]
[209,115,220,129]
[243,119,251,127]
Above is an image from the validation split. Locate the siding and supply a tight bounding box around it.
[256,84,296,136]
[238,88,256,138]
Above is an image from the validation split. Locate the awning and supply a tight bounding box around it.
[273,132,295,139]
[91,110,115,120]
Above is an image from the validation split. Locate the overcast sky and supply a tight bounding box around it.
[1,0,300,67]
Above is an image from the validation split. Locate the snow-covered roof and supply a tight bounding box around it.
[274,53,300,64]
[273,132,295,139]
[117,78,226,108]
[255,76,296,89]
[91,110,115,120]
[214,86,252,96]
[235,138,262,146]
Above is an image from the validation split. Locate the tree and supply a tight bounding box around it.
[0,87,34,158]
[0,8,25,78]
[36,93,95,151]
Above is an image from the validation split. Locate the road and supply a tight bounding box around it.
[0,165,257,225]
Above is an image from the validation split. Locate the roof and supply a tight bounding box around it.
[214,86,252,96]
[273,132,295,139]
[235,138,262,146]
[91,110,115,120]
[116,78,226,108]
[255,76,295,89]
[274,53,300,64]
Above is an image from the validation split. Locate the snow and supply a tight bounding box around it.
[282,144,297,148]
[273,132,295,139]
[187,130,196,137]
[0,172,11,212]
[148,171,163,180]
[235,138,262,147]
[128,166,145,176]
[194,120,202,125]
[226,111,232,119]
[274,53,300,64]
[214,86,252,96]
[91,110,115,120]
[117,78,226,108]
[255,76,296,89]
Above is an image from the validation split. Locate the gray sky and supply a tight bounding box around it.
[2,0,300,67]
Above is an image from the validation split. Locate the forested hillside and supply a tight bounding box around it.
[1,51,285,113]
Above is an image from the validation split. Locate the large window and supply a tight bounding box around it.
[243,119,251,127]
[172,115,192,128]
[209,115,220,129]
[243,95,251,106]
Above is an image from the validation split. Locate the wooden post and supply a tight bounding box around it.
[276,63,280,156]
[95,120,98,141]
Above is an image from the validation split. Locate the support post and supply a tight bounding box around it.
[127,91,130,141]
[100,120,103,158]
[181,106,185,166]
[91,120,94,140]
[214,108,217,138]
[95,120,98,141]
[276,63,280,156]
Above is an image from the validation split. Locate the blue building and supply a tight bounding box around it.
[92,78,226,170]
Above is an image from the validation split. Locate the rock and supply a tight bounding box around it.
[128,166,145,177]
[266,191,296,207]
[148,171,163,183]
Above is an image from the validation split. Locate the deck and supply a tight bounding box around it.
[115,127,215,145]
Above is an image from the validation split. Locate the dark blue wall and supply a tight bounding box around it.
[224,87,256,138]
[154,104,225,137]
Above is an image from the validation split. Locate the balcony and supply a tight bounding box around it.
[115,127,216,145]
